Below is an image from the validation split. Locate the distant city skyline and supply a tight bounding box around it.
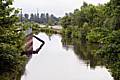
[14,0,110,17]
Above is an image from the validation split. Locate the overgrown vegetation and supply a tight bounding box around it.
[0,0,28,80]
[0,0,120,79]
[60,0,120,80]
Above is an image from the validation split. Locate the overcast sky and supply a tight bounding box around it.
[14,0,110,17]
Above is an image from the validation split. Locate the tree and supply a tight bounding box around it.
[40,13,46,24]
[24,13,29,20]
[30,13,34,21]
[0,0,27,79]
[60,15,72,28]
[36,13,39,23]
[82,2,88,8]
[105,0,120,30]
[46,13,49,23]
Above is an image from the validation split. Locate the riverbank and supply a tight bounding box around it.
[59,1,120,79]
[32,23,62,34]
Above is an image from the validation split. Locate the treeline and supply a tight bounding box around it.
[60,0,120,80]
[19,13,60,25]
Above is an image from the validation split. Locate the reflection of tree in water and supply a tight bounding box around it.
[61,35,120,80]
[73,39,103,68]
[61,36,104,69]
[44,32,53,41]
[61,36,74,51]
[48,34,52,41]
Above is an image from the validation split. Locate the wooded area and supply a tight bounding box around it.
[0,0,120,80]
[60,1,120,80]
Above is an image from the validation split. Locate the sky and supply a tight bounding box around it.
[13,0,110,17]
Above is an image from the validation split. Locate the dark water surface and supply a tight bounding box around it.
[21,33,113,80]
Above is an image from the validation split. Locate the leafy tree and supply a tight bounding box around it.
[30,13,34,21]
[60,14,72,28]
[46,13,49,23]
[96,30,120,80]
[105,0,120,30]
[0,0,28,79]
[24,13,29,20]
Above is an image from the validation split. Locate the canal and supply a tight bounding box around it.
[21,32,113,80]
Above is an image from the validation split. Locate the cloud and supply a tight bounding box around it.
[14,0,110,17]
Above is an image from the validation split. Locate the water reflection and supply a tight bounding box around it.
[61,36,103,68]
[21,33,113,80]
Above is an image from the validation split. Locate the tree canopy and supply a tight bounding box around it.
[0,0,28,79]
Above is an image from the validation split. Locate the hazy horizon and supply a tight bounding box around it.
[14,0,110,17]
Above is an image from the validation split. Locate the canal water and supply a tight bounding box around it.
[21,32,113,80]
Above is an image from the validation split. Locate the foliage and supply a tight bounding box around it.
[105,0,120,30]
[0,0,28,79]
[60,0,120,80]
[86,27,110,43]
[96,30,120,80]
[60,15,72,28]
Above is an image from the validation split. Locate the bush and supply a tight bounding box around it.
[96,30,120,80]
[86,27,109,43]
